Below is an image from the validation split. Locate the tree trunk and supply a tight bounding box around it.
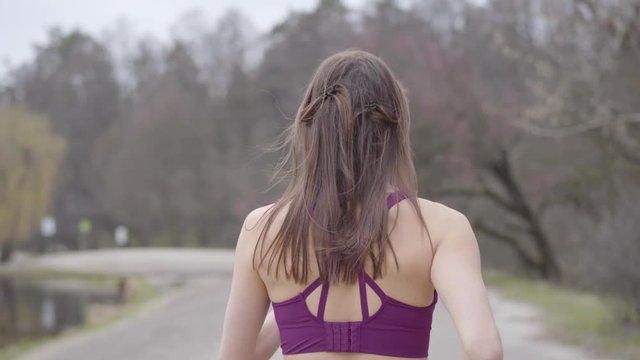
[1,240,14,263]
[0,277,18,330]
[490,149,562,280]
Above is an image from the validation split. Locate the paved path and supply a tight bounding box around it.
[4,248,619,360]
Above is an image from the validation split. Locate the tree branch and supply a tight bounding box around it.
[511,111,640,138]
[479,172,524,216]
[475,219,539,270]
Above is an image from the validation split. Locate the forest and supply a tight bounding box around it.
[1,0,639,321]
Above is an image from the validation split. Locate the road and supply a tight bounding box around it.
[4,248,619,360]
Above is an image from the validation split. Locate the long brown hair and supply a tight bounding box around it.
[253,49,429,285]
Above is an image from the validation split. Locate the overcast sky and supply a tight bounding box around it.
[0,0,373,68]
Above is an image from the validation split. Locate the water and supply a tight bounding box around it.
[0,276,127,349]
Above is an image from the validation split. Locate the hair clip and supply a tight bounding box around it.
[364,102,378,111]
[322,84,340,99]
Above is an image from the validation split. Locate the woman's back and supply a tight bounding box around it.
[257,191,440,359]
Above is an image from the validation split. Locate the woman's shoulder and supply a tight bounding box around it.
[244,203,276,226]
[243,202,286,229]
[415,197,473,246]
[415,197,467,219]
[241,202,291,247]
[235,203,281,264]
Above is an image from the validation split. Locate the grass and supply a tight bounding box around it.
[484,269,640,359]
[0,269,162,360]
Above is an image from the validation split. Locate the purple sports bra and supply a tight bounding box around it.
[272,191,438,358]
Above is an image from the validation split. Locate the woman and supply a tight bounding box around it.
[219,49,502,360]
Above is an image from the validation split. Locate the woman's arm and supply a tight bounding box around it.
[430,207,503,360]
[254,311,280,360]
[218,208,271,360]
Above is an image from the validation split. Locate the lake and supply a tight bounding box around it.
[0,275,128,349]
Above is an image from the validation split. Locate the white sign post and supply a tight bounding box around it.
[39,216,56,253]
[40,217,56,237]
[114,226,129,247]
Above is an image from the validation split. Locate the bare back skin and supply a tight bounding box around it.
[258,197,446,360]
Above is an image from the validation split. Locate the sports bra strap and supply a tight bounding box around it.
[358,270,369,320]
[300,277,323,298]
[317,283,329,321]
[300,278,330,320]
[362,272,387,300]
[387,190,408,210]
